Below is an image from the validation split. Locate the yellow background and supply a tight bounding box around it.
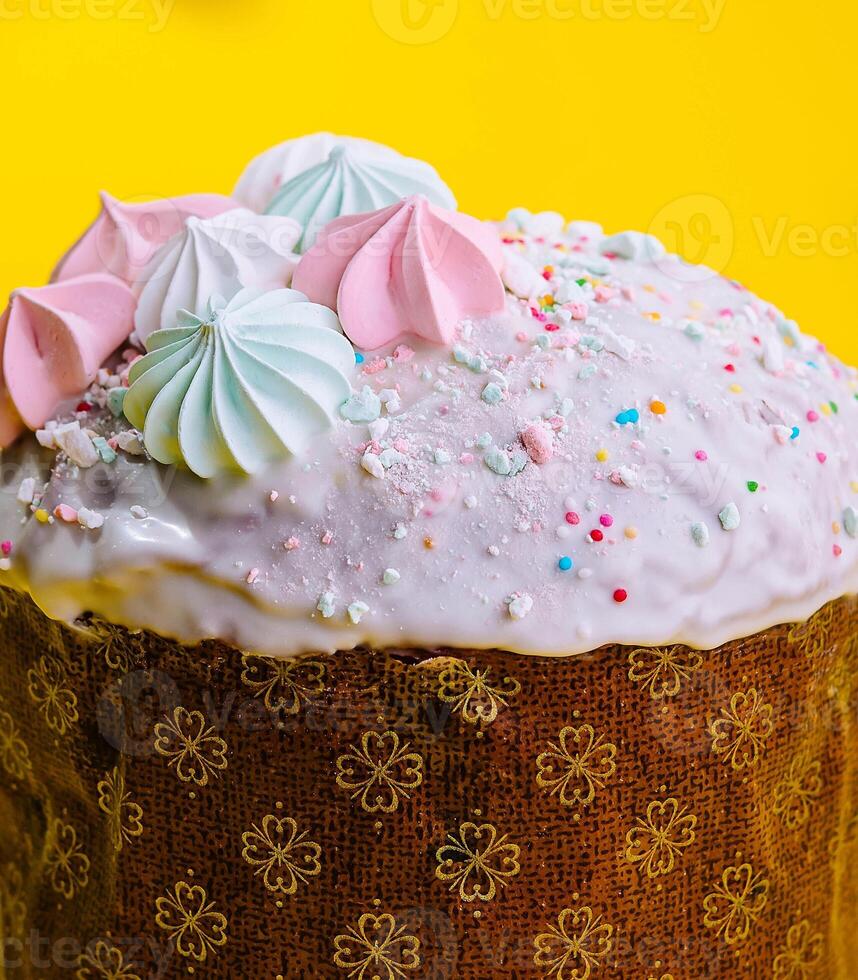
[2,0,857,360]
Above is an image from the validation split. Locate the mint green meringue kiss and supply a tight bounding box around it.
[265,145,457,252]
[123,288,355,478]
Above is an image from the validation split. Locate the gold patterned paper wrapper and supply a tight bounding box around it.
[0,585,857,979]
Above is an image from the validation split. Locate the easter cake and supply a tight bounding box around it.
[0,134,856,979]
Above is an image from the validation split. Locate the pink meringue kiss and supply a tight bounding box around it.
[292,195,505,350]
[52,191,235,286]
[0,276,136,447]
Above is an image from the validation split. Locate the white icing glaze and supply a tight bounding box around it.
[2,219,857,659]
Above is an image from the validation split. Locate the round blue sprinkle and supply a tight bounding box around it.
[558,556,574,572]
[355,352,365,364]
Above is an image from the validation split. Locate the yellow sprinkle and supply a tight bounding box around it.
[851,481,858,493]
[690,300,705,310]
[644,312,662,323]
[595,448,609,463]
[783,335,795,348]
[423,536,435,550]
[625,526,638,540]
[833,522,841,535]
[34,509,50,524]
[643,284,657,294]
[540,294,555,308]
[543,265,555,276]
[821,403,832,416]
[729,383,743,394]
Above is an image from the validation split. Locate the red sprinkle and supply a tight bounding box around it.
[565,511,580,526]
[724,364,736,373]
[695,450,708,462]
[0,540,12,557]
[590,529,604,542]
[613,589,628,603]
[834,544,843,558]
[599,514,614,528]
[76,401,93,413]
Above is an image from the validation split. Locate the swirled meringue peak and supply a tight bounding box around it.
[265,144,457,253]
[52,191,235,286]
[0,275,135,446]
[123,288,355,478]
[134,209,302,343]
[292,196,504,350]
[234,132,419,213]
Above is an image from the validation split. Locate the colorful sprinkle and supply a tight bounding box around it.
[599,514,614,528]
[558,556,573,572]
[649,400,667,415]
[615,408,640,426]
[595,448,609,463]
[590,529,604,543]
[565,511,581,525]
[613,589,628,604]
[747,481,759,493]
[695,450,708,462]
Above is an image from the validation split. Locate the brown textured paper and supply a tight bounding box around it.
[0,586,857,979]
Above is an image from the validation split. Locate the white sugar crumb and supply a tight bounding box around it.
[116,430,146,455]
[77,507,105,530]
[361,452,385,480]
[718,503,741,532]
[382,568,401,586]
[691,522,711,547]
[36,429,57,449]
[17,478,36,505]
[347,601,370,624]
[508,594,533,620]
[317,592,336,618]
[54,422,98,468]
